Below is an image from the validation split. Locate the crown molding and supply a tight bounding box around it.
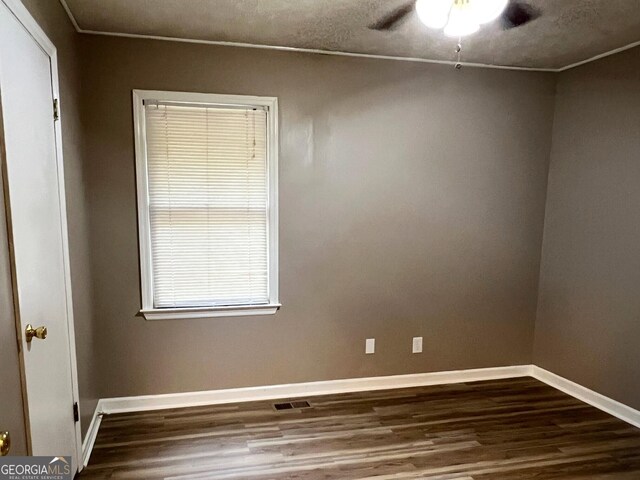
[58,0,80,31]
[556,39,640,72]
[58,0,640,74]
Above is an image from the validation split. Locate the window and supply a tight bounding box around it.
[133,90,279,320]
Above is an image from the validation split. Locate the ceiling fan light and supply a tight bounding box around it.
[443,2,480,37]
[443,20,479,37]
[415,0,454,29]
[472,0,508,24]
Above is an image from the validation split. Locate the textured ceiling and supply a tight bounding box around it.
[62,0,640,70]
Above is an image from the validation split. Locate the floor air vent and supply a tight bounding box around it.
[273,400,311,411]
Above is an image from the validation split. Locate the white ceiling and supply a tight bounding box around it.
[61,0,640,71]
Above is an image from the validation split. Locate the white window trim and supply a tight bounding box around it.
[132,89,280,320]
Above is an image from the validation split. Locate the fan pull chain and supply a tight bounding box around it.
[455,38,463,69]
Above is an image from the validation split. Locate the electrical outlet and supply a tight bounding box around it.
[365,338,375,354]
[412,337,423,354]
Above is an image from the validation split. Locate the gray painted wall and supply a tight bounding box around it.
[534,46,640,409]
[20,0,98,438]
[80,35,556,398]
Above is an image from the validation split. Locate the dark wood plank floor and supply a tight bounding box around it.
[80,377,640,479]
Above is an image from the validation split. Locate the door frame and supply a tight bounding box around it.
[0,0,82,466]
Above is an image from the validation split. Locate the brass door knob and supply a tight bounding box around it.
[0,432,10,456]
[25,324,47,343]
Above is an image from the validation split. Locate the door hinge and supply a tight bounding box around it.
[73,402,79,422]
[53,98,59,121]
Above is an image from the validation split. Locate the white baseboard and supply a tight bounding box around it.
[99,365,532,414]
[531,366,640,429]
[80,364,640,469]
[81,404,103,468]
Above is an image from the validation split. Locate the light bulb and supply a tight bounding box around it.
[415,0,454,29]
[472,0,508,24]
[444,1,479,37]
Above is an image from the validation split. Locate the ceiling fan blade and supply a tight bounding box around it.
[501,1,541,30]
[369,1,415,31]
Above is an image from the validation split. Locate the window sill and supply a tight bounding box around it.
[140,304,281,321]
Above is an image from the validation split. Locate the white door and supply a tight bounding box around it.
[0,0,81,471]
[0,163,27,457]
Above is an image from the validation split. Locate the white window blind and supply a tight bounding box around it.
[144,101,270,309]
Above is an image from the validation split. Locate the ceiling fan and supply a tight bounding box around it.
[370,0,541,37]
